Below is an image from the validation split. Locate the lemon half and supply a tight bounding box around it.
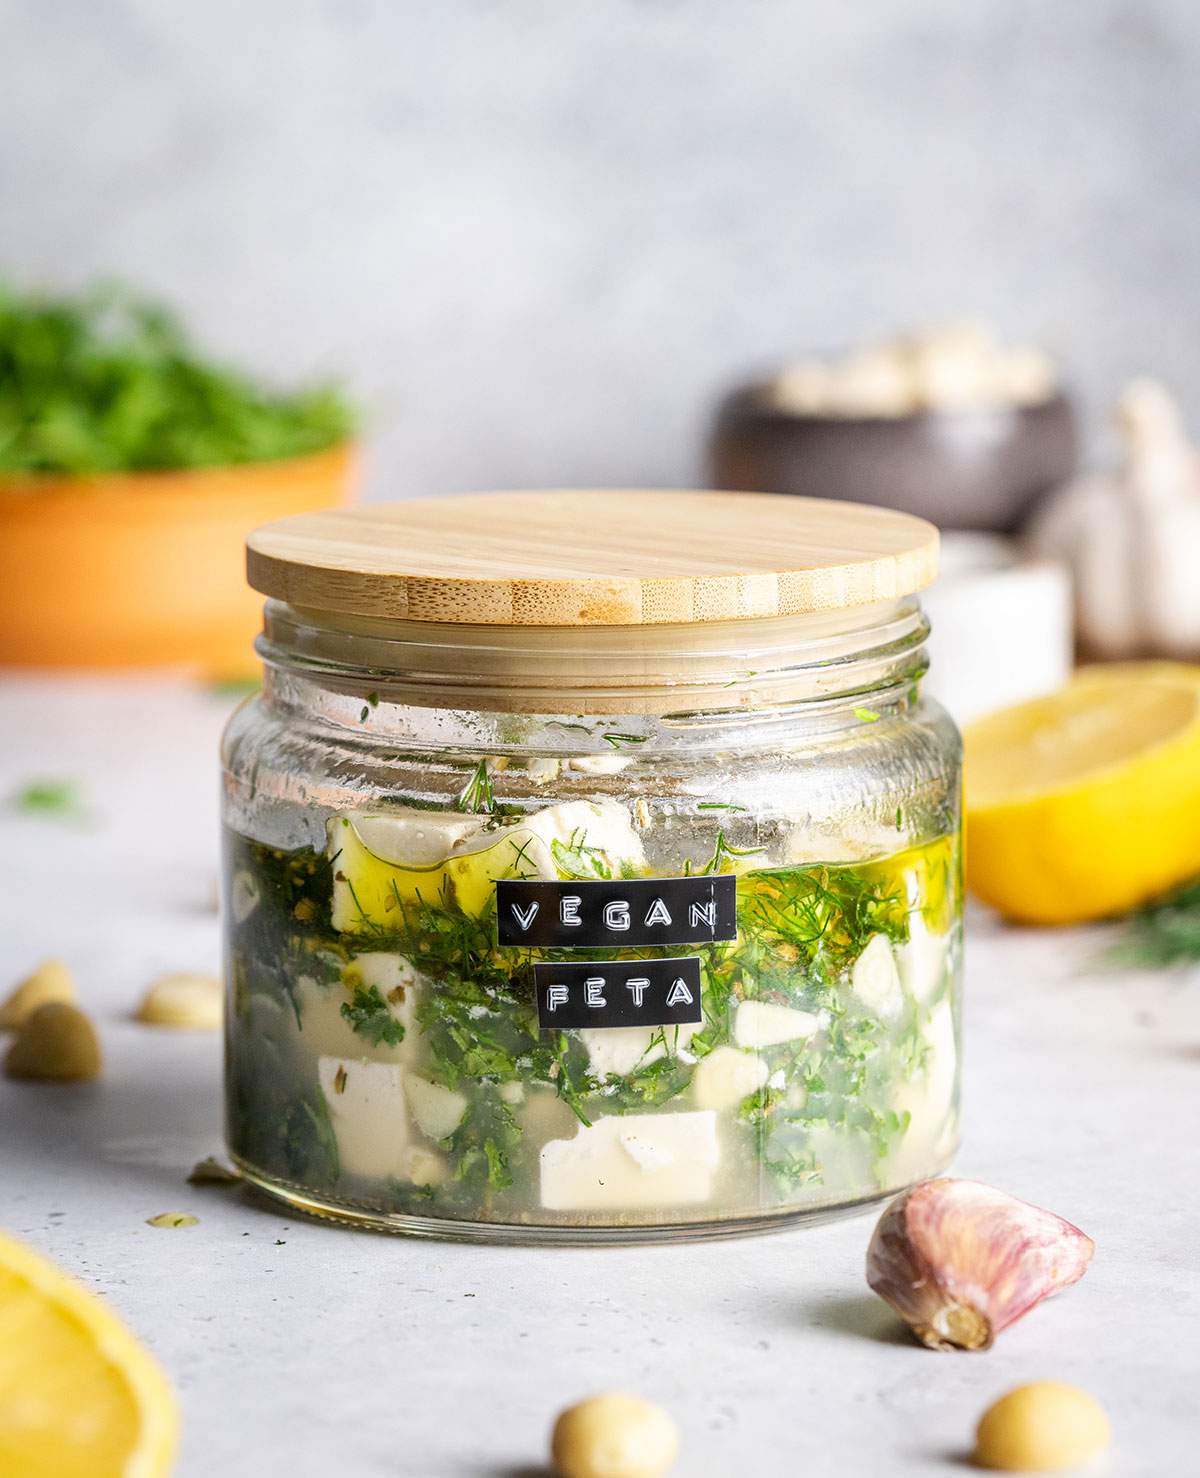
[0,1229,177,1476]
[964,664,1200,924]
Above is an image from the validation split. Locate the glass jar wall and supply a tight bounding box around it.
[221,593,962,1242]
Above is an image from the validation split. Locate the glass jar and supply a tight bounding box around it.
[221,492,962,1242]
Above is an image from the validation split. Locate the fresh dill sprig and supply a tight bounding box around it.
[698,829,767,876]
[455,759,496,814]
[1106,878,1200,968]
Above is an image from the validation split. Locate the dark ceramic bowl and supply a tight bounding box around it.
[709,383,1079,532]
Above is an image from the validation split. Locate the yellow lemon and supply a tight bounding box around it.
[0,1229,177,1476]
[965,664,1200,924]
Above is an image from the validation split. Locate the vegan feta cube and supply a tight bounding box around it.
[540,1110,719,1211]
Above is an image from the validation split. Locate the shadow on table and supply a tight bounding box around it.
[5,1025,229,1206]
[798,1290,912,1346]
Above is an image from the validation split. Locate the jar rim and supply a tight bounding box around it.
[256,596,930,717]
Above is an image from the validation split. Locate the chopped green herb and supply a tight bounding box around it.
[455,759,495,815]
[9,778,88,821]
[0,281,354,474]
[854,707,880,723]
[1107,877,1200,968]
[699,829,768,875]
[696,802,747,813]
[601,732,649,749]
[340,984,406,1047]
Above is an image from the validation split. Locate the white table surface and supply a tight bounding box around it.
[1,676,1196,1477]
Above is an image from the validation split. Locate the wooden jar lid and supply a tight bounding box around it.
[246,490,938,627]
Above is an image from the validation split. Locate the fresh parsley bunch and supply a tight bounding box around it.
[0,281,354,474]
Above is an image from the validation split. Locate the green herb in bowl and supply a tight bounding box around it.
[0,282,354,475]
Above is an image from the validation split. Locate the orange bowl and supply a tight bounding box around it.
[0,444,358,677]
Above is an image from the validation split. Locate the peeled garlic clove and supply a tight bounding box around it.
[4,1002,101,1082]
[551,1392,679,1478]
[866,1178,1093,1351]
[136,973,222,1029]
[975,1382,1110,1472]
[0,958,77,1030]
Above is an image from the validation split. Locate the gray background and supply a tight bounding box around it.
[4,0,1197,497]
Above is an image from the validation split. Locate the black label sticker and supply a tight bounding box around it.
[533,956,704,1030]
[496,874,737,949]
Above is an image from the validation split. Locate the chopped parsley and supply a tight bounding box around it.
[0,281,354,474]
[340,984,406,1047]
[9,778,89,821]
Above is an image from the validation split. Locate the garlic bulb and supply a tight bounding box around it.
[1026,379,1200,658]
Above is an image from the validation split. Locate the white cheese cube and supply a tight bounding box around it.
[445,799,647,914]
[351,952,420,1036]
[886,999,960,1182]
[295,953,418,1064]
[295,977,370,1061]
[347,810,490,866]
[567,754,632,775]
[405,1073,467,1141]
[896,913,949,1006]
[579,1022,697,1079]
[480,799,646,879]
[404,1145,449,1187]
[734,999,821,1049]
[850,933,904,1021]
[317,1057,410,1181]
[539,1110,719,1211]
[690,1045,768,1111]
[332,800,646,925]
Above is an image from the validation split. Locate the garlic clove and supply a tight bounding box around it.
[4,1002,102,1082]
[136,973,223,1029]
[975,1382,1110,1472]
[866,1178,1094,1351]
[0,958,78,1030]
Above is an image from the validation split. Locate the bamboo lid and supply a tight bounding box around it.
[246,490,938,626]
